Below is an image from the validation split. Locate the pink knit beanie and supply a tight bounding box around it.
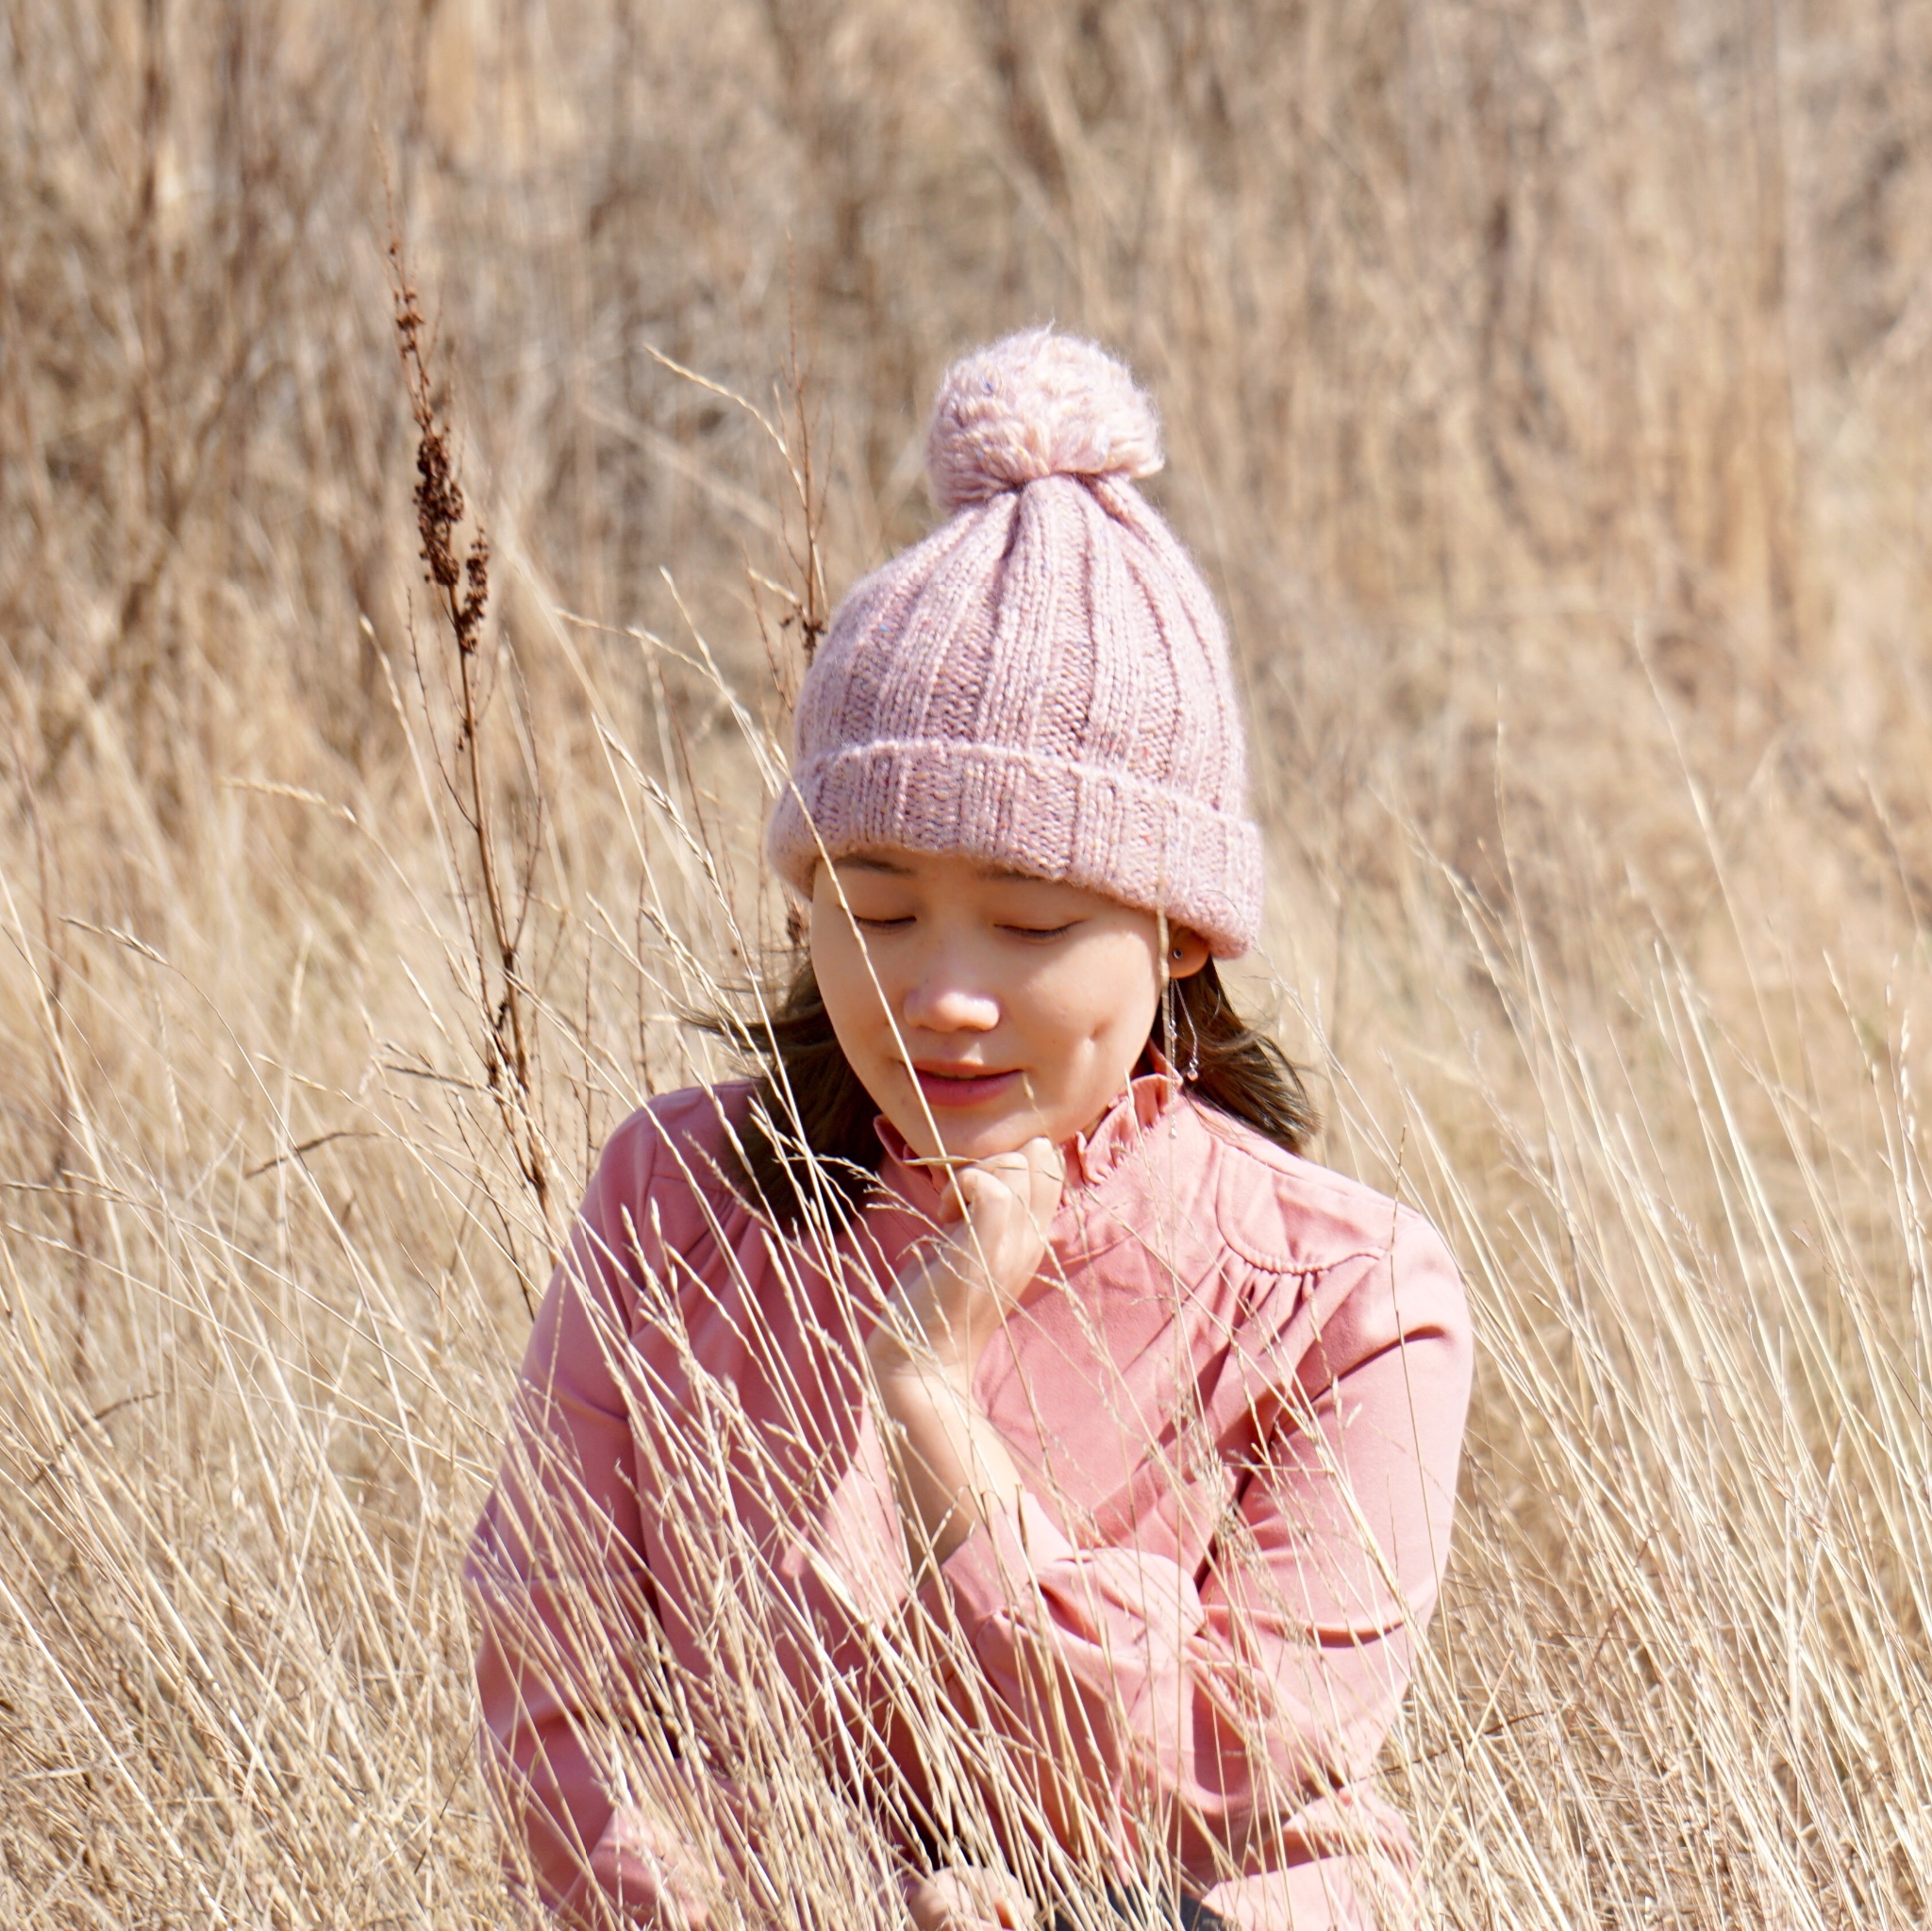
[766,328,1262,957]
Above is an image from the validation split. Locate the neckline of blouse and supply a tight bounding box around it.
[869,1051,1185,1201]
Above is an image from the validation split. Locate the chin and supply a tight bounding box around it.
[880,1107,1029,1163]
[936,1107,1080,1161]
[940,1123,1038,1159]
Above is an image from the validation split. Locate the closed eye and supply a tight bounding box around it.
[1000,922,1078,941]
[854,915,914,931]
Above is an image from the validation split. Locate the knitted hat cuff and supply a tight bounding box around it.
[767,738,1262,958]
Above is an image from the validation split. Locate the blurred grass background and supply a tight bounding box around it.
[8,0,1932,1923]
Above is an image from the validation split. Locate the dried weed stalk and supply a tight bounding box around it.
[391,241,554,1245]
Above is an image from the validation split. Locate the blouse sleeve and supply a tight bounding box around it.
[464,1113,736,1929]
[921,1207,1472,1887]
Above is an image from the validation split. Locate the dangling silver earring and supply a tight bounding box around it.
[1166,941,1199,1081]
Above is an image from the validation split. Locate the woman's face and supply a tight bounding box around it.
[808,847,1209,1163]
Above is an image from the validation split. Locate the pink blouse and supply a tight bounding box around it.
[466,1070,1472,1930]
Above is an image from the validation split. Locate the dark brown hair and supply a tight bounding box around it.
[713,955,1318,1228]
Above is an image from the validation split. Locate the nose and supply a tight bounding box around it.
[900,958,1000,1035]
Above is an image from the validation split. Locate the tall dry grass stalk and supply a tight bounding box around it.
[8,0,1932,1923]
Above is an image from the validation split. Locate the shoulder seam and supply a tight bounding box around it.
[1205,1112,1411,1277]
[1216,1231,1384,1281]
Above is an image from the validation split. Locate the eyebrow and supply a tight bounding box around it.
[833,854,1054,886]
[833,855,913,877]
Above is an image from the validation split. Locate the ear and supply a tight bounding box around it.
[1165,926,1212,980]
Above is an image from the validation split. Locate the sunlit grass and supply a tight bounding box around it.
[8,0,1932,1923]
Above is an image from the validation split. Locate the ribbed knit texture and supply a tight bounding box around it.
[767,328,1263,957]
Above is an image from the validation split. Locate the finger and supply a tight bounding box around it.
[974,1144,1042,1173]
[950,1167,1002,1209]
[949,1173,1019,1234]
[962,1877,1032,1931]
[943,1864,1029,1914]
[907,1875,1004,1931]
[969,1873,1032,1930]
[972,1139,1061,1226]
[956,1157,1043,1208]
[1020,1132,1062,1172]
[953,1165,1025,1211]
[1020,1134,1065,1180]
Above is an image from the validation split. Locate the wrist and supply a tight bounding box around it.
[871,1257,992,1385]
[866,1334,976,1402]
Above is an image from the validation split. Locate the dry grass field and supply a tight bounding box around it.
[8,0,1932,1923]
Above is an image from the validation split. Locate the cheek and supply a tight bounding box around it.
[1093,980,1160,1055]
[1029,941,1160,1059]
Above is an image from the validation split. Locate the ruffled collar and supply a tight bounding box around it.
[870,1051,1182,1200]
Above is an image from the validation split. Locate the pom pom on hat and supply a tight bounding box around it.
[925,326,1164,514]
[771,327,1262,957]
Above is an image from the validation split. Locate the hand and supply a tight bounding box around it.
[587,1805,713,1930]
[870,1138,1065,1383]
[907,1863,1034,1931]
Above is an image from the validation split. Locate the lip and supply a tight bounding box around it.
[907,1062,1024,1108]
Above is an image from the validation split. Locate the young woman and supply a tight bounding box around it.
[467,330,1473,1931]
